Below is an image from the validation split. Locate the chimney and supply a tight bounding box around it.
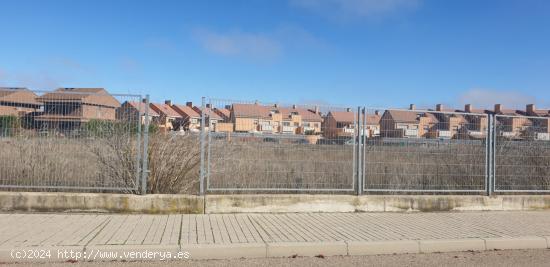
[436,104,443,111]
[186,101,193,107]
[292,104,297,109]
[409,104,416,110]
[274,103,279,108]
[494,104,502,114]
[375,110,380,116]
[142,98,147,104]
[465,104,472,113]
[314,106,319,114]
[164,100,172,106]
[206,104,211,109]
[527,104,536,115]
[346,108,352,112]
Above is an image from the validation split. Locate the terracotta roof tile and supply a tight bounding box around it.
[172,104,200,118]
[214,108,231,120]
[125,101,159,116]
[0,88,41,106]
[150,103,182,118]
[329,111,355,123]
[232,103,272,119]
[385,110,420,123]
[277,107,323,122]
[37,88,120,108]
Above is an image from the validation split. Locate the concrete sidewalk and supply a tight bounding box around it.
[1,211,550,262]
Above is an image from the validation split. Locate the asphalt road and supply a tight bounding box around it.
[4,249,550,267]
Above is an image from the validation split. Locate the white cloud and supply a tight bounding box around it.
[290,0,420,21]
[458,89,537,109]
[193,28,282,61]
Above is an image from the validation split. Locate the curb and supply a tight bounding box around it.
[266,241,347,257]
[483,237,548,250]
[1,236,550,263]
[347,240,419,255]
[419,238,486,253]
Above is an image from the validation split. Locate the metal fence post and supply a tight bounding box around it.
[356,107,362,195]
[490,115,496,196]
[361,107,367,195]
[486,115,495,196]
[199,97,206,195]
[140,94,150,195]
[135,95,143,194]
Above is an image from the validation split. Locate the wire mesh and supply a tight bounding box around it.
[494,114,550,192]
[0,88,143,192]
[362,107,489,193]
[205,98,356,192]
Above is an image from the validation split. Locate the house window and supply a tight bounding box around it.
[303,122,311,127]
[283,122,290,126]
[337,122,348,128]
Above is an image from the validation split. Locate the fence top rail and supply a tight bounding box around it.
[207,97,354,111]
[0,88,142,98]
[495,114,550,120]
[364,107,489,117]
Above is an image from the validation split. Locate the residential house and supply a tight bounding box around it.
[457,104,490,139]
[149,100,184,132]
[429,104,468,139]
[0,87,41,116]
[116,100,160,125]
[214,106,231,122]
[231,103,322,135]
[276,105,323,135]
[35,88,120,129]
[171,102,201,132]
[324,109,355,139]
[492,104,530,139]
[232,103,272,133]
[193,104,233,132]
[362,111,381,138]
[379,105,438,138]
[525,104,550,140]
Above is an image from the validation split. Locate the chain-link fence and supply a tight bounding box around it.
[203,98,357,193]
[0,88,144,192]
[2,89,550,195]
[494,114,550,192]
[359,107,489,193]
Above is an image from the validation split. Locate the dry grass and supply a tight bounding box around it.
[1,132,549,194]
[208,137,354,192]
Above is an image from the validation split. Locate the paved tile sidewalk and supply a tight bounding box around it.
[1,211,549,262]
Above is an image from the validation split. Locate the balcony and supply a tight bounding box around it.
[281,126,295,133]
[437,130,452,138]
[343,127,355,134]
[404,129,419,137]
[259,124,273,132]
[536,133,550,141]
[501,131,516,138]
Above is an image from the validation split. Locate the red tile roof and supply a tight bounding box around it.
[328,111,355,123]
[214,108,231,120]
[0,87,41,106]
[232,103,271,119]
[172,104,200,118]
[149,103,182,118]
[277,107,323,122]
[37,88,120,108]
[125,101,159,117]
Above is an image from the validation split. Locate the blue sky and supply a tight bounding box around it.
[0,0,549,109]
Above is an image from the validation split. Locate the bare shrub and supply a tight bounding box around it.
[146,133,200,194]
